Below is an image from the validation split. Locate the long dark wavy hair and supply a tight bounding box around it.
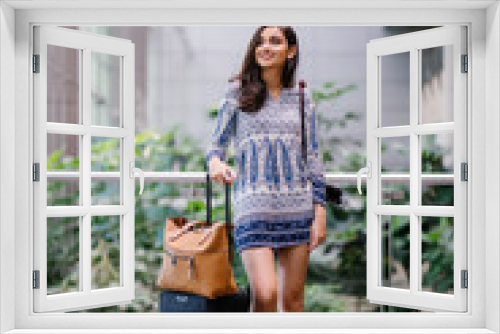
[228,26,299,113]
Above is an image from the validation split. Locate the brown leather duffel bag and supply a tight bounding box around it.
[156,173,239,299]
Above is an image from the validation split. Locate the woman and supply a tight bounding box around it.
[206,26,327,312]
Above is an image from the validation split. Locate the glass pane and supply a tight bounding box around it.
[91,137,121,205]
[381,136,410,205]
[381,215,410,290]
[47,216,80,295]
[47,44,80,124]
[91,51,121,127]
[47,133,80,206]
[91,215,121,290]
[420,45,454,124]
[421,216,454,294]
[421,133,454,206]
[381,51,410,127]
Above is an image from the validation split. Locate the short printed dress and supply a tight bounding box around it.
[205,81,327,255]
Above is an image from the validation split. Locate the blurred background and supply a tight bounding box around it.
[44,25,455,313]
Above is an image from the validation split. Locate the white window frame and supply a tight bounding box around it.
[32,25,137,313]
[1,1,499,333]
[365,25,468,312]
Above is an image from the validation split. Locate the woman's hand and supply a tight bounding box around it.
[309,204,327,252]
[209,157,238,185]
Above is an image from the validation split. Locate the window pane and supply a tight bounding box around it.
[47,216,80,295]
[381,136,410,205]
[381,52,410,127]
[91,51,121,127]
[91,136,121,205]
[47,133,80,206]
[421,133,454,206]
[381,215,410,290]
[47,44,80,124]
[421,216,454,295]
[91,215,121,290]
[420,45,454,124]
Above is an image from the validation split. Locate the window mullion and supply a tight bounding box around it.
[410,47,420,294]
[82,47,92,294]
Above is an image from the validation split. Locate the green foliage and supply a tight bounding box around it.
[311,81,360,172]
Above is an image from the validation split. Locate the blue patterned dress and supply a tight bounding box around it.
[206,82,327,254]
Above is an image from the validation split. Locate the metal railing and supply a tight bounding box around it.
[46,171,454,185]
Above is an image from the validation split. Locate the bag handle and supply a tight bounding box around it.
[167,220,205,242]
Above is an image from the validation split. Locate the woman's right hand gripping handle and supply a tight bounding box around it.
[209,157,238,185]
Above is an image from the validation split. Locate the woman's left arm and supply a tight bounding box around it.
[305,90,327,251]
[305,90,327,209]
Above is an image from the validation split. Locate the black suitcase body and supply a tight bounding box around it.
[159,289,211,312]
[158,173,251,313]
[159,286,251,312]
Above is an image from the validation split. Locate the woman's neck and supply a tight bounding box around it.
[261,67,282,91]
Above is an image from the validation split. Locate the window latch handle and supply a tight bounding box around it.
[356,161,371,195]
[129,161,144,195]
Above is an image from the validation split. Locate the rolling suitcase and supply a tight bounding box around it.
[158,173,251,312]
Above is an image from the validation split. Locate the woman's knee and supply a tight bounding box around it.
[281,286,305,310]
[252,283,278,306]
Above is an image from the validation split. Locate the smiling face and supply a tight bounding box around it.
[255,27,297,70]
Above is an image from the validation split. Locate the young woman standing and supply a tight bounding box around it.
[206,26,327,312]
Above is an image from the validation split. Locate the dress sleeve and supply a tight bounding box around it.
[205,87,238,167]
[305,89,327,208]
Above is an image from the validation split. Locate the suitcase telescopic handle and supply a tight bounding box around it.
[206,171,234,263]
[205,172,231,227]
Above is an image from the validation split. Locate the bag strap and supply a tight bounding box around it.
[206,172,234,264]
[299,80,307,175]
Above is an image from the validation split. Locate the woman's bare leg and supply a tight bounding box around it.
[276,243,310,312]
[240,246,278,312]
